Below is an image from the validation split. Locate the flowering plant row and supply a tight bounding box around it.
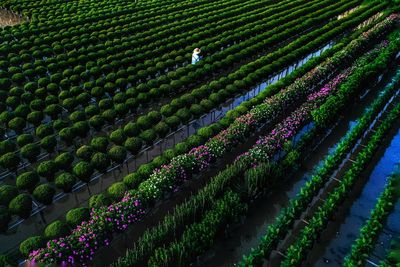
[116,33,391,267]
[281,101,400,267]
[27,15,398,265]
[238,45,400,267]
[4,0,372,235]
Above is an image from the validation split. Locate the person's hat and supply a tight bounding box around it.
[193,48,201,54]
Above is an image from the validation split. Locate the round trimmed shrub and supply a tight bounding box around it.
[137,115,152,130]
[89,194,109,209]
[108,146,127,164]
[165,115,181,128]
[139,129,157,146]
[91,152,110,172]
[160,104,175,117]
[44,220,69,240]
[110,129,127,145]
[197,126,214,139]
[89,115,105,130]
[69,110,86,122]
[66,207,89,227]
[124,137,142,155]
[9,194,32,219]
[16,134,34,147]
[123,173,142,188]
[35,124,54,139]
[16,171,39,192]
[154,122,170,138]
[76,145,93,161]
[73,121,90,138]
[52,119,69,131]
[0,152,20,171]
[40,135,57,152]
[137,163,154,180]
[37,160,58,180]
[189,104,204,118]
[0,206,10,231]
[123,122,140,137]
[19,235,45,257]
[20,143,40,163]
[55,173,76,192]
[59,127,77,144]
[0,185,18,206]
[26,111,43,126]
[73,161,93,183]
[0,140,16,155]
[8,117,25,133]
[91,136,109,152]
[55,152,74,170]
[33,184,55,205]
[107,182,127,200]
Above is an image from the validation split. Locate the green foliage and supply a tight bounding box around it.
[89,194,109,209]
[73,161,93,183]
[91,152,111,172]
[108,146,127,164]
[44,220,70,240]
[9,194,32,219]
[91,136,109,152]
[55,173,76,192]
[33,184,56,205]
[37,160,58,180]
[0,185,18,206]
[16,171,39,192]
[107,182,127,200]
[19,236,45,257]
[55,152,74,170]
[66,207,89,227]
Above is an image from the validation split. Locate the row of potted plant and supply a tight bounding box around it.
[238,48,400,267]
[26,17,398,264]
[0,1,373,226]
[110,32,391,267]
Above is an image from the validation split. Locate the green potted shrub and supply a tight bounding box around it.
[44,220,69,240]
[107,182,127,200]
[123,122,140,137]
[8,117,26,134]
[55,152,74,170]
[76,145,94,161]
[66,207,89,227]
[89,194,109,209]
[20,143,40,163]
[16,134,34,147]
[90,152,111,172]
[139,129,157,146]
[33,184,55,205]
[9,194,32,218]
[91,137,109,152]
[55,173,76,193]
[19,235,45,257]
[108,146,127,164]
[110,129,127,145]
[73,161,93,183]
[16,171,39,192]
[37,160,58,181]
[124,137,143,155]
[0,185,18,206]
[40,135,57,152]
[0,152,20,172]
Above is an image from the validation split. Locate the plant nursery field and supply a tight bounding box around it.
[0,0,399,266]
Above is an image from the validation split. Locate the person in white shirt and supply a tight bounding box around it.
[192,48,202,65]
